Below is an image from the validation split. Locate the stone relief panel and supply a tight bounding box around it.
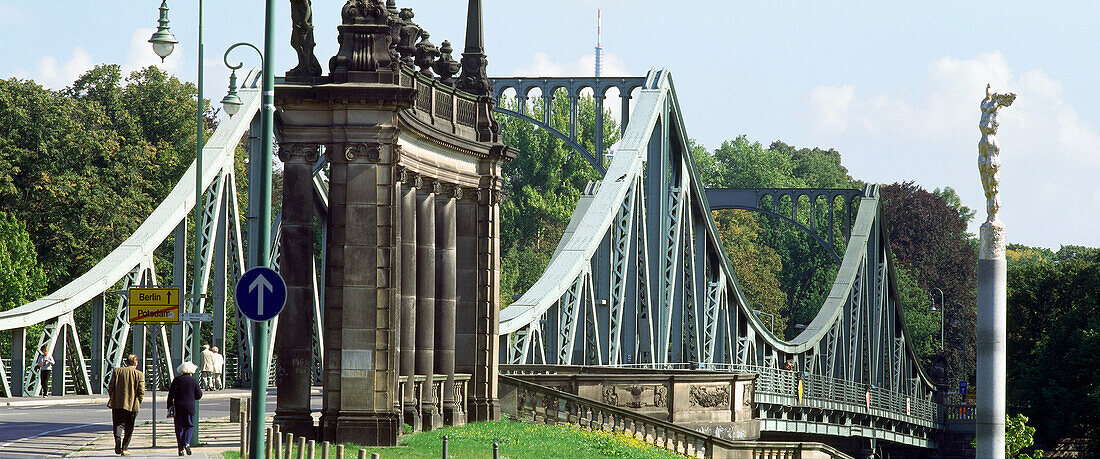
[689,384,731,408]
[600,384,667,408]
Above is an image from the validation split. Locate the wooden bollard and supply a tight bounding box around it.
[273,431,282,459]
[357,448,367,459]
[285,433,295,459]
[297,437,306,459]
[372,453,380,459]
[266,427,274,459]
[322,441,330,459]
[336,444,344,459]
[308,439,315,459]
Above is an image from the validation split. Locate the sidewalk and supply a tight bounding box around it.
[66,417,254,458]
[1,388,262,408]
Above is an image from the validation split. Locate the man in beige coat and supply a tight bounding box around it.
[107,354,144,456]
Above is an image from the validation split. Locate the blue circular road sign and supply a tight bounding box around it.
[235,267,287,321]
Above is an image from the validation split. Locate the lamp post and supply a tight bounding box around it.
[148,0,204,446]
[928,288,945,350]
[221,38,275,458]
[151,1,277,455]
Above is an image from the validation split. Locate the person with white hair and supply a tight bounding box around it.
[211,347,224,390]
[199,344,215,391]
[168,361,203,456]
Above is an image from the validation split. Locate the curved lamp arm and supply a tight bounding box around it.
[220,43,264,117]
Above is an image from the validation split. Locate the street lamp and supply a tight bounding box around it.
[221,43,262,118]
[928,288,945,350]
[148,0,178,62]
[150,0,206,447]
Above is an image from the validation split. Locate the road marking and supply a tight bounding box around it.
[0,423,98,450]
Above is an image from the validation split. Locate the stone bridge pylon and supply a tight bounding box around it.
[273,0,513,445]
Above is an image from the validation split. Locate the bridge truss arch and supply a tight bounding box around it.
[490,77,646,177]
[497,69,942,448]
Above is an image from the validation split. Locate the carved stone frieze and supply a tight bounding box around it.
[600,384,667,409]
[689,385,731,408]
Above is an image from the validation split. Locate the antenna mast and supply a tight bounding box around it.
[595,9,602,78]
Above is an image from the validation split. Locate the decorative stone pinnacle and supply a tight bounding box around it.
[414,32,440,78]
[456,0,491,96]
[397,8,419,67]
[434,41,461,85]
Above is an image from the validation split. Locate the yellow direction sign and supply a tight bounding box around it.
[128,287,181,323]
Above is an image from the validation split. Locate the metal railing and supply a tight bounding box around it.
[500,374,850,459]
[710,363,939,426]
[943,404,976,422]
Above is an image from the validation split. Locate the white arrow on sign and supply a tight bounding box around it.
[249,274,275,316]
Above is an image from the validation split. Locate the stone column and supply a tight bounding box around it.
[977,223,1006,458]
[454,188,478,401]
[435,186,463,425]
[467,187,502,421]
[319,139,402,445]
[399,176,420,429]
[274,143,319,437]
[415,180,442,430]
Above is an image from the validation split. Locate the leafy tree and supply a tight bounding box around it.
[1006,414,1044,459]
[712,209,786,330]
[0,212,45,312]
[0,67,202,291]
[1007,255,1100,453]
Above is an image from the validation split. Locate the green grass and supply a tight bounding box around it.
[223,419,687,458]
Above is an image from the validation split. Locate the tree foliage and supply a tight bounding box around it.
[1007,251,1100,453]
[0,66,202,291]
[0,212,45,312]
[1006,414,1044,459]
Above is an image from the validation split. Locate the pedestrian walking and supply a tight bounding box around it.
[36,346,54,397]
[107,354,145,456]
[167,361,203,456]
[210,346,224,390]
[199,344,215,390]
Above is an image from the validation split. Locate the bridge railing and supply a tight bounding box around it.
[723,364,938,427]
[500,374,851,459]
[942,404,976,423]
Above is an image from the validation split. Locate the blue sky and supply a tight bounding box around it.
[2,1,1097,249]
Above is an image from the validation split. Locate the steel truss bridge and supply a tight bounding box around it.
[1,68,942,452]
[491,70,941,452]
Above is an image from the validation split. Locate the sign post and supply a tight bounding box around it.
[127,286,180,448]
[235,266,287,457]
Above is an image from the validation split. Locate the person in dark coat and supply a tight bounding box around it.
[167,361,203,456]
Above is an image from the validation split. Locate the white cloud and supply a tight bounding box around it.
[7,28,184,90]
[804,51,1100,248]
[11,48,94,89]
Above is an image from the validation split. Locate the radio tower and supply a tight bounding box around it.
[595,9,602,78]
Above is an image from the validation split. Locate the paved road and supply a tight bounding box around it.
[0,389,309,458]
